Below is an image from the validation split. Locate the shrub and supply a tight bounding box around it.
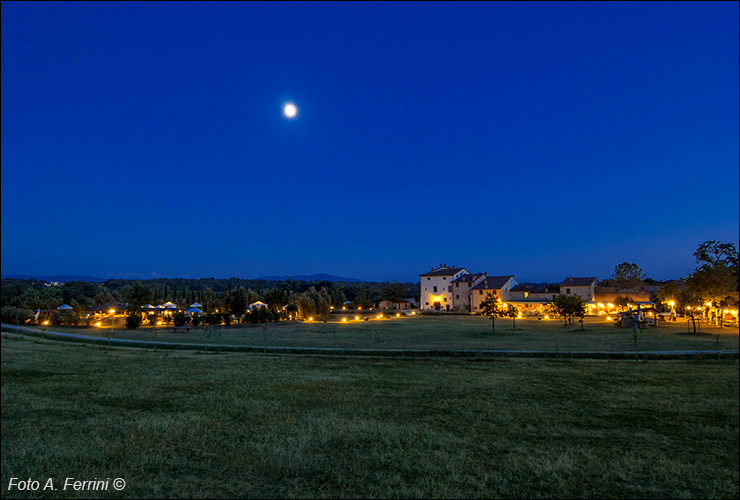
[173,312,189,327]
[204,314,222,326]
[125,314,143,330]
[1,306,33,325]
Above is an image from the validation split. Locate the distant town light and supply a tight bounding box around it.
[341,318,347,323]
[109,309,115,314]
[95,322,102,327]
[355,316,360,320]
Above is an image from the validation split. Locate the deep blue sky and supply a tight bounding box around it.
[2,2,738,282]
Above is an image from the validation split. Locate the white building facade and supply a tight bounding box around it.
[419,265,470,311]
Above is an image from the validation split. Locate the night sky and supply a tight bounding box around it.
[1,2,738,282]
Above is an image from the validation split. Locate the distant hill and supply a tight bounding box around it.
[257,273,364,283]
[1,274,107,282]
[2,273,366,283]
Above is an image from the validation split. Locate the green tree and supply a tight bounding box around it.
[614,295,634,310]
[382,281,408,303]
[329,285,347,307]
[126,281,153,313]
[264,288,286,311]
[613,262,645,291]
[550,294,586,325]
[693,240,739,269]
[125,313,143,330]
[297,292,317,319]
[686,241,739,326]
[479,292,503,334]
[505,304,519,329]
[202,287,214,312]
[172,312,189,327]
[227,287,249,320]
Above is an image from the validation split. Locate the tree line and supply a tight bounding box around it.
[0,278,420,326]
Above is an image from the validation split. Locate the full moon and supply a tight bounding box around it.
[283,103,298,118]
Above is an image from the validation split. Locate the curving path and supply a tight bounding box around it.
[2,324,738,360]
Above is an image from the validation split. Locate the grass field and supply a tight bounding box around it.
[25,315,740,353]
[1,334,738,498]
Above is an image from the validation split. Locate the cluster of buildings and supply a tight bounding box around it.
[419,265,651,315]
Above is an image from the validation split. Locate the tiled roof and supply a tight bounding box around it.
[510,283,556,293]
[560,277,598,287]
[471,276,515,290]
[452,273,486,283]
[419,267,468,277]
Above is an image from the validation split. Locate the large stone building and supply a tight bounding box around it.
[420,266,653,315]
[419,265,470,311]
[451,273,487,312]
[470,276,519,313]
[559,277,599,301]
[507,283,559,315]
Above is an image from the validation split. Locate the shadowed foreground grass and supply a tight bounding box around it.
[1,334,738,498]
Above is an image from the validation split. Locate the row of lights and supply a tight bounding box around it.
[306,312,413,323]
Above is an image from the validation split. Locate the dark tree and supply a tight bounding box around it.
[480,292,503,334]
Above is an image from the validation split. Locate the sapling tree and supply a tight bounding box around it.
[480,292,503,334]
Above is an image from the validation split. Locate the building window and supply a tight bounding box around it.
[468,283,471,287]
[455,283,459,288]
[443,298,447,302]
[443,277,446,280]
[479,290,483,295]
[566,288,571,294]
[433,286,437,293]
[427,277,430,280]
[456,294,459,299]
[425,302,429,305]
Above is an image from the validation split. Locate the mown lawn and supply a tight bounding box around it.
[1,334,738,498]
[25,315,740,352]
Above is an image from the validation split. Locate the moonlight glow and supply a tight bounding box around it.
[283,103,297,118]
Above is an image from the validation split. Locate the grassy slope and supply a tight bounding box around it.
[27,316,740,352]
[1,335,738,499]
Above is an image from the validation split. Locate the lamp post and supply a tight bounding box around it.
[109,309,116,339]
